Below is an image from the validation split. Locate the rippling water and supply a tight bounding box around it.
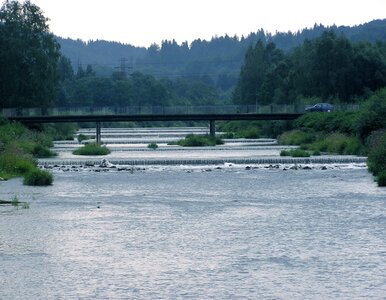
[1,167,386,299]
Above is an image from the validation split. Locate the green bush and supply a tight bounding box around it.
[240,127,260,139]
[0,150,36,176]
[295,111,358,135]
[177,134,224,147]
[0,114,8,126]
[43,123,77,141]
[218,120,291,139]
[377,171,386,187]
[278,129,316,145]
[31,144,56,158]
[147,143,158,149]
[310,133,363,155]
[77,134,89,143]
[356,88,386,139]
[367,131,386,176]
[23,168,53,186]
[280,149,311,157]
[72,143,111,155]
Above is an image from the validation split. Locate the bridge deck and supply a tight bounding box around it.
[8,113,303,123]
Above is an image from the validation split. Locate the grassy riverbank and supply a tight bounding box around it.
[278,89,386,186]
[0,116,75,185]
[217,88,386,186]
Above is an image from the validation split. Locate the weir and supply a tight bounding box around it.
[38,156,368,167]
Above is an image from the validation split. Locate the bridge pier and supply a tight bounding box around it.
[209,120,216,137]
[96,122,101,144]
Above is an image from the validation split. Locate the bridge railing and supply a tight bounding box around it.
[1,104,360,117]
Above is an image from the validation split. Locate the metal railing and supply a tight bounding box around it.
[1,104,360,117]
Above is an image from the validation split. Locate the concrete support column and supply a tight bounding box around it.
[209,120,216,138]
[96,122,101,144]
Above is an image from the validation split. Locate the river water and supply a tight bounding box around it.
[0,128,385,299]
[1,166,385,299]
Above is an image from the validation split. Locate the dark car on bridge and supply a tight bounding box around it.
[305,103,334,112]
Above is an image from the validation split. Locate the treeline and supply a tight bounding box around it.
[233,31,386,105]
[57,62,222,107]
[57,19,386,92]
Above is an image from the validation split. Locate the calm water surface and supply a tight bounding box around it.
[1,166,386,299]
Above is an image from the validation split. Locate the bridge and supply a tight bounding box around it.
[2,105,308,143]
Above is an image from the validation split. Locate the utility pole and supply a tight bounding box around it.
[114,58,132,79]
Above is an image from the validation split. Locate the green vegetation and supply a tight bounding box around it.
[277,88,386,186]
[377,171,386,187]
[77,134,89,143]
[147,143,158,149]
[308,133,364,155]
[234,32,386,106]
[0,0,60,108]
[44,123,77,141]
[0,119,55,185]
[174,134,224,147]
[0,196,29,208]
[31,144,57,158]
[367,130,386,186]
[280,149,311,157]
[278,130,316,145]
[73,143,111,155]
[56,19,386,97]
[23,168,53,186]
[218,120,292,140]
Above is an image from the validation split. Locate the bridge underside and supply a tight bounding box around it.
[9,113,302,142]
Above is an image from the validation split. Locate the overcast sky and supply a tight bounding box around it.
[31,0,386,48]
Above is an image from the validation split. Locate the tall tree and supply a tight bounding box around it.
[0,0,60,108]
[233,41,284,105]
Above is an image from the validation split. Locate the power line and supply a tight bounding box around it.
[114,58,132,78]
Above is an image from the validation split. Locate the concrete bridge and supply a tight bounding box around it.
[4,105,304,143]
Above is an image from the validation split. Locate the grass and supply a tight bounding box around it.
[376,171,386,186]
[280,148,311,157]
[308,133,364,155]
[0,120,62,184]
[31,144,56,158]
[0,196,30,208]
[278,129,316,145]
[147,143,158,149]
[72,143,111,155]
[175,134,224,147]
[367,130,386,185]
[77,134,89,143]
[23,168,53,186]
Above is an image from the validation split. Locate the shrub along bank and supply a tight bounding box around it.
[0,116,66,185]
[278,88,386,186]
[72,143,111,155]
[171,134,224,147]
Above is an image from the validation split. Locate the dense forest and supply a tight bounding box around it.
[233,32,386,105]
[57,19,386,93]
[56,31,386,108]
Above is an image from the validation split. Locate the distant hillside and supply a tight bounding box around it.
[57,19,386,91]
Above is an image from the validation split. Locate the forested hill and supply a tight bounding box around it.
[57,19,386,91]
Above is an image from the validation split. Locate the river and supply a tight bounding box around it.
[0,128,385,299]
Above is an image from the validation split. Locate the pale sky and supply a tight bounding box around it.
[31,0,386,48]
